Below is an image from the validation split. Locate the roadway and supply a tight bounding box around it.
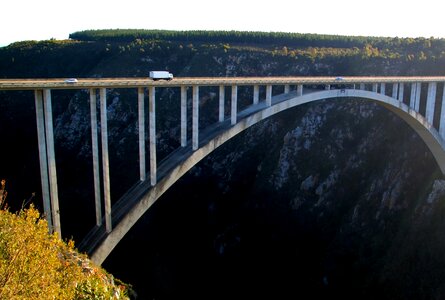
[1,76,445,90]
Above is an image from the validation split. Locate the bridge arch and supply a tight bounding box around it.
[90,88,445,264]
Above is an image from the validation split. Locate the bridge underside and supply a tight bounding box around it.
[85,88,445,265]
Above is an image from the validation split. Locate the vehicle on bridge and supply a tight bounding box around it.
[149,71,173,81]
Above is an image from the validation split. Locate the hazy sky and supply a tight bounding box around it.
[2,0,445,46]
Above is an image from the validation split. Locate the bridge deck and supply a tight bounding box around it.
[1,76,445,90]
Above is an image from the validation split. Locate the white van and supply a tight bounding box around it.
[149,71,174,81]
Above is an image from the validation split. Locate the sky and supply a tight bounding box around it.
[1,0,445,47]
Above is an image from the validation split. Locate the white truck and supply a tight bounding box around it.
[149,71,174,81]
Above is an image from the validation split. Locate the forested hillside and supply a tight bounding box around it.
[2,29,445,78]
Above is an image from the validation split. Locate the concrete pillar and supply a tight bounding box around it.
[284,85,290,94]
[398,83,404,102]
[297,85,303,96]
[181,86,187,146]
[192,86,199,150]
[231,85,237,125]
[325,84,330,90]
[415,82,422,112]
[266,85,272,106]
[253,85,259,104]
[360,83,365,90]
[34,90,52,231]
[380,83,386,95]
[149,86,157,186]
[219,85,225,122]
[138,88,146,182]
[89,89,102,226]
[372,83,378,92]
[426,82,437,124]
[43,89,61,236]
[100,88,112,233]
[392,83,399,99]
[410,83,416,108]
[439,84,445,139]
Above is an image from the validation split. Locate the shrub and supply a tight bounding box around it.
[0,181,131,299]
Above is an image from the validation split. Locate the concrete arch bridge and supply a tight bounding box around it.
[1,76,445,264]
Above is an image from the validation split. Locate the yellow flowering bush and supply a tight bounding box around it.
[0,181,131,299]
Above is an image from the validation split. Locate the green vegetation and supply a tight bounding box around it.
[2,29,445,79]
[0,180,132,299]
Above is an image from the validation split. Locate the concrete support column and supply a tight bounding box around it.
[138,88,146,182]
[297,85,303,96]
[34,90,52,231]
[380,83,386,95]
[253,85,259,104]
[219,85,225,122]
[410,83,416,108]
[426,82,437,124]
[284,85,290,94]
[231,85,237,125]
[192,86,199,150]
[410,82,422,111]
[89,89,102,226]
[266,85,272,106]
[392,83,399,99]
[181,86,187,146]
[439,84,445,139]
[325,84,330,90]
[360,83,365,90]
[149,86,157,186]
[372,83,378,92]
[100,88,112,233]
[398,83,404,102]
[43,89,61,236]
